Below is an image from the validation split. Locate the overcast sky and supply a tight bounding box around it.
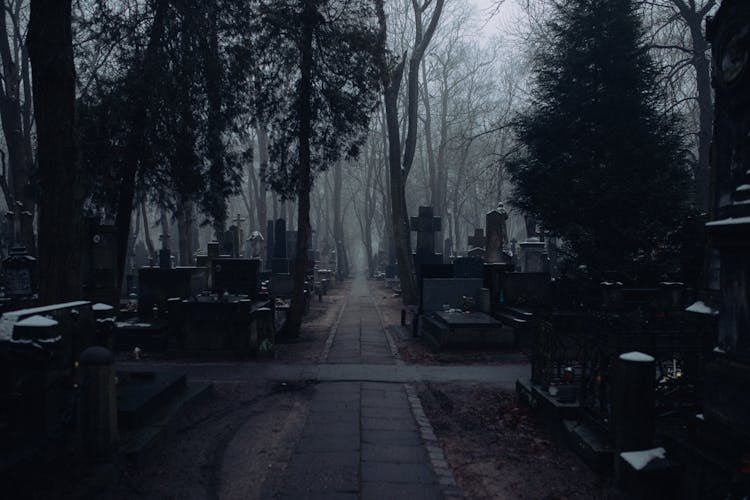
[470,0,524,41]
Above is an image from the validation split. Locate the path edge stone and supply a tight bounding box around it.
[372,286,404,366]
[320,290,350,363]
[404,383,465,499]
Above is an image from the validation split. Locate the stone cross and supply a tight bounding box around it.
[467,228,485,250]
[232,214,246,258]
[410,206,442,257]
[443,238,453,264]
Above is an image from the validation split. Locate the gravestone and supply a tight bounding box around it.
[158,231,172,269]
[443,238,452,264]
[84,223,120,306]
[453,257,484,278]
[411,206,443,272]
[420,277,482,313]
[272,218,289,274]
[519,238,549,273]
[486,203,510,264]
[3,245,36,299]
[230,214,245,257]
[137,267,205,319]
[219,226,239,258]
[467,228,485,253]
[211,258,260,297]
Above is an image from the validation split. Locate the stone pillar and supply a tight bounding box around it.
[79,346,118,461]
[614,352,655,453]
[485,203,509,263]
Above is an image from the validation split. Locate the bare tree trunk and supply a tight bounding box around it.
[160,208,170,251]
[141,200,156,263]
[376,0,445,305]
[685,9,712,212]
[176,199,195,265]
[0,6,35,253]
[114,0,169,290]
[28,0,81,303]
[333,161,348,278]
[256,124,270,230]
[286,0,316,337]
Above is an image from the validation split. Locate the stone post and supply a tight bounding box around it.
[79,346,118,461]
[614,351,655,454]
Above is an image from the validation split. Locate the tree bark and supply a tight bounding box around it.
[114,0,169,291]
[255,124,270,231]
[0,7,35,253]
[27,0,81,303]
[286,0,317,337]
[141,200,156,263]
[176,199,195,265]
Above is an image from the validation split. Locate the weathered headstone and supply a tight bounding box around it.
[486,203,510,264]
[211,258,260,297]
[443,238,452,264]
[85,223,119,306]
[411,206,442,259]
[467,228,485,252]
[231,214,245,257]
[3,245,36,298]
[158,231,172,269]
[519,238,548,273]
[453,257,484,278]
[272,218,289,274]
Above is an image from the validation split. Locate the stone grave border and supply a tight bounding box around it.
[405,383,465,499]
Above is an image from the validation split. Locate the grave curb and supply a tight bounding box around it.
[404,383,465,499]
[372,285,404,366]
[320,288,350,363]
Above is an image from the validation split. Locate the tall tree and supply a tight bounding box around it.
[253,0,381,336]
[507,0,694,282]
[0,0,35,252]
[27,0,81,302]
[375,0,445,305]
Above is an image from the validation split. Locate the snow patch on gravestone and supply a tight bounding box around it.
[706,216,750,227]
[619,351,655,363]
[620,447,666,471]
[92,303,115,312]
[685,300,719,316]
[0,300,89,341]
[15,315,58,328]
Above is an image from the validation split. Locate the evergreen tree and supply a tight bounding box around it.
[507,0,695,282]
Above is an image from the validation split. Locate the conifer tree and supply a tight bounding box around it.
[507,0,695,282]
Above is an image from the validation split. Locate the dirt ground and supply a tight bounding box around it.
[113,380,314,500]
[108,280,351,499]
[273,279,350,363]
[418,382,608,500]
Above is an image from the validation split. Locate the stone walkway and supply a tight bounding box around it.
[261,274,454,499]
[119,274,530,499]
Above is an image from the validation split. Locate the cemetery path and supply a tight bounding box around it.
[116,274,530,500]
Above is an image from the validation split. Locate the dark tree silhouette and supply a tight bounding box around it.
[507,0,695,282]
[28,0,82,303]
[252,0,381,336]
